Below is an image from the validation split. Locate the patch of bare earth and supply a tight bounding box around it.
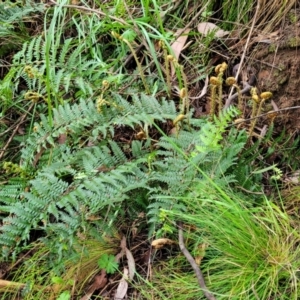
[251,14,300,133]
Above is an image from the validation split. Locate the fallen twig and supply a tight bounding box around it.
[229,105,300,127]
[225,81,252,106]
[177,222,216,300]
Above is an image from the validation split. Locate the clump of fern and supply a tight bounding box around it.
[147,106,248,234]
[0,95,248,263]
[0,91,177,258]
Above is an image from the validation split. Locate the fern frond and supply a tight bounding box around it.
[12,34,105,98]
[21,94,178,166]
[0,138,150,257]
[0,2,44,24]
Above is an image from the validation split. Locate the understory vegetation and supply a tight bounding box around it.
[0,0,300,299]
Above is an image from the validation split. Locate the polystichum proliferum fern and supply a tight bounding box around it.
[0,95,246,260]
[0,92,177,258]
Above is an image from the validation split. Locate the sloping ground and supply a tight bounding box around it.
[252,10,300,132]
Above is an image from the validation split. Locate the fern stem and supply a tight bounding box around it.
[123,38,150,94]
[45,34,53,127]
[210,85,217,118]
[165,52,171,96]
[218,78,223,115]
[181,65,189,116]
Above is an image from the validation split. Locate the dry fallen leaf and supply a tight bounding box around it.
[171,28,191,60]
[17,126,25,135]
[58,133,67,144]
[116,236,135,280]
[253,30,281,43]
[125,247,135,280]
[33,147,46,168]
[197,22,229,38]
[169,126,179,136]
[189,75,209,100]
[195,243,207,266]
[151,238,176,249]
[115,236,126,263]
[114,268,129,300]
[120,235,126,250]
[80,270,107,300]
[170,28,191,76]
[284,170,300,184]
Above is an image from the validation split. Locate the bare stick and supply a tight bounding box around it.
[230,105,300,127]
[178,222,216,300]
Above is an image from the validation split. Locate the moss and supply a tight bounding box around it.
[288,37,300,48]
[268,44,276,52]
[273,70,288,85]
[288,12,298,24]
[278,63,285,71]
[278,75,288,85]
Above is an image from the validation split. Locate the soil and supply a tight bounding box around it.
[251,15,300,133]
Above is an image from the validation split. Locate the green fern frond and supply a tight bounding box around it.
[194,106,239,154]
[146,107,246,231]
[0,2,44,24]
[0,178,26,210]
[21,94,178,166]
[12,34,106,99]
[0,139,150,257]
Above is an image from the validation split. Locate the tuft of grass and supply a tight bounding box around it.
[157,181,300,300]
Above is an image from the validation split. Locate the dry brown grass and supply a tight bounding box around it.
[256,0,298,33]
